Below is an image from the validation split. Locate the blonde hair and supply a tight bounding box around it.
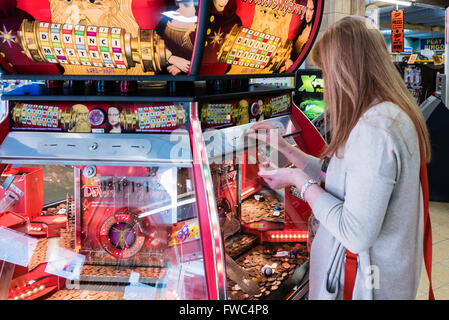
[311,16,431,162]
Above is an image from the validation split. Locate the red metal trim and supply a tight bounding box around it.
[189,102,226,300]
[291,102,326,158]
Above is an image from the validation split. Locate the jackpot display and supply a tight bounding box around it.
[200,93,291,128]
[0,0,323,77]
[10,102,187,133]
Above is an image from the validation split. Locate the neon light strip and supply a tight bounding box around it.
[190,102,226,300]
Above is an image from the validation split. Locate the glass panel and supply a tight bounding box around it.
[0,163,208,300]
[201,92,310,300]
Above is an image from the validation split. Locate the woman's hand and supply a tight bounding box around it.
[247,120,311,171]
[258,166,310,190]
[259,166,324,206]
[247,121,289,152]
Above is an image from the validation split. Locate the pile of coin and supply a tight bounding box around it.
[42,203,67,216]
[241,194,284,224]
[59,221,75,251]
[227,243,308,300]
[28,238,48,270]
[45,289,124,300]
[225,233,258,259]
[80,265,166,279]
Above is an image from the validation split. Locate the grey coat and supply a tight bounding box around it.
[304,102,424,300]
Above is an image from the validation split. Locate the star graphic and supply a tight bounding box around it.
[0,24,16,48]
[209,27,223,48]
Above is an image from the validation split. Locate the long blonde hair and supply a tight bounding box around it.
[311,16,431,162]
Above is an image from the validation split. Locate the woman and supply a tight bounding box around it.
[248,16,432,299]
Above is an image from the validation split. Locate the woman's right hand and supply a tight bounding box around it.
[248,121,310,171]
[247,121,289,152]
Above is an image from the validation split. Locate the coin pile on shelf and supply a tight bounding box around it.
[28,238,48,270]
[42,202,67,216]
[227,243,308,300]
[46,289,124,300]
[241,193,284,224]
[80,265,166,279]
[225,232,259,259]
[59,219,75,251]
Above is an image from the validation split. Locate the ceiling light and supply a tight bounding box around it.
[381,0,412,6]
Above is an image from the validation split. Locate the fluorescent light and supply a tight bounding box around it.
[138,197,197,218]
[381,0,412,6]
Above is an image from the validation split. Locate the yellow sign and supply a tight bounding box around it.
[420,38,445,51]
[408,54,418,64]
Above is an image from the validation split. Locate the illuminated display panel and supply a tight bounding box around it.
[0,0,199,76]
[0,0,323,78]
[9,101,188,133]
[200,0,324,76]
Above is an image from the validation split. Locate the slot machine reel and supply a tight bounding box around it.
[12,103,186,132]
[119,105,186,131]
[201,103,234,126]
[11,103,84,132]
[11,103,65,129]
[217,25,293,71]
[17,20,171,73]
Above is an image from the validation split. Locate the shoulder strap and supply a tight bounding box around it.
[343,146,434,300]
[343,250,358,300]
[419,144,435,300]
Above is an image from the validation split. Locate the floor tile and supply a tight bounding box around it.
[418,202,449,300]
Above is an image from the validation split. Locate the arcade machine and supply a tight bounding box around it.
[420,79,449,203]
[0,0,325,300]
[396,62,444,105]
[200,86,325,300]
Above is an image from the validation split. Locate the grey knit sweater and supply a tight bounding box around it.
[304,102,424,300]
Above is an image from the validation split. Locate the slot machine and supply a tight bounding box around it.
[199,84,325,300]
[0,0,325,300]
